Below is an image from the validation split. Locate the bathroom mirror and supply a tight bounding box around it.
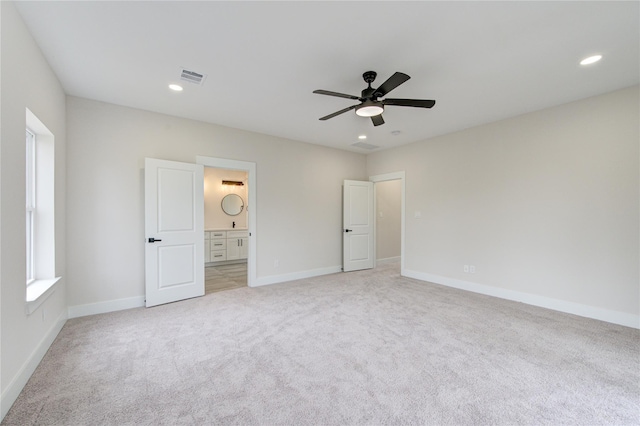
[221,194,244,216]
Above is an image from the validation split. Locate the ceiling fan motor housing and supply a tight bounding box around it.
[361,87,377,99]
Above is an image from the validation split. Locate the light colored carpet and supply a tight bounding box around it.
[3,263,639,425]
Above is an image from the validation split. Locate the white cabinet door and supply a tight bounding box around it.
[226,237,248,260]
[343,180,374,272]
[226,231,249,261]
[227,239,241,260]
[145,158,204,307]
[239,237,248,259]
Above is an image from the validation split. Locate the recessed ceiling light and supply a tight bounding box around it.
[168,84,183,91]
[391,130,402,136]
[580,55,602,66]
[358,135,367,140]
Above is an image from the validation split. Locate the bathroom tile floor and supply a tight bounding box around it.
[205,262,247,294]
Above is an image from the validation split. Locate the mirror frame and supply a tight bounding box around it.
[221,193,244,216]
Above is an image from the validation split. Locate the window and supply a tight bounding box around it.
[25,108,60,313]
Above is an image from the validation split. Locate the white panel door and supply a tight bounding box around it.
[343,180,374,272]
[145,158,204,307]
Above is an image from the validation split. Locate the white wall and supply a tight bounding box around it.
[375,180,401,261]
[1,1,67,418]
[204,168,248,230]
[367,86,639,327]
[66,96,366,311]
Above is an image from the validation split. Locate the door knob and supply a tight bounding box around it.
[148,237,162,243]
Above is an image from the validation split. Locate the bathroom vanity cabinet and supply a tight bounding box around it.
[205,229,248,263]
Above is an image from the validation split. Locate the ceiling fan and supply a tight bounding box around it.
[313,71,436,126]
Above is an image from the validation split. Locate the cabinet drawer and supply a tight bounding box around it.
[211,239,226,250]
[227,230,249,239]
[211,231,226,239]
[210,250,227,261]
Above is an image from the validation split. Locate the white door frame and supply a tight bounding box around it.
[369,171,405,273]
[197,156,257,287]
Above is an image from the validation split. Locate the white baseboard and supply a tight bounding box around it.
[253,265,342,287]
[1,310,67,421]
[68,265,341,316]
[403,269,640,329]
[68,295,145,319]
[376,256,400,265]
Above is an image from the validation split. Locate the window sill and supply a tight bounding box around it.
[26,277,61,315]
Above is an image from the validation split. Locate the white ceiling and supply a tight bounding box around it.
[14,1,639,153]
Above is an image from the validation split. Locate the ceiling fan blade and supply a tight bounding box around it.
[374,72,410,98]
[383,98,436,108]
[313,89,360,100]
[319,104,357,121]
[371,115,385,126]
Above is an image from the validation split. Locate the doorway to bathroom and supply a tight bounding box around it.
[197,156,257,292]
[204,167,248,294]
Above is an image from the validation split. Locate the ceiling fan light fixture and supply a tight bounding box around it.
[355,100,384,117]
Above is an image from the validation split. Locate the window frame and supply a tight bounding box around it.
[25,108,60,314]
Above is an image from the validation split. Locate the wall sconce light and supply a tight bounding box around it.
[222,180,244,186]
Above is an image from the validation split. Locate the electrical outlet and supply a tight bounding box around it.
[414,211,421,218]
[274,259,279,269]
[464,265,469,273]
[470,265,476,273]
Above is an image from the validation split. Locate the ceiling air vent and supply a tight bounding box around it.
[350,142,380,150]
[179,68,207,86]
